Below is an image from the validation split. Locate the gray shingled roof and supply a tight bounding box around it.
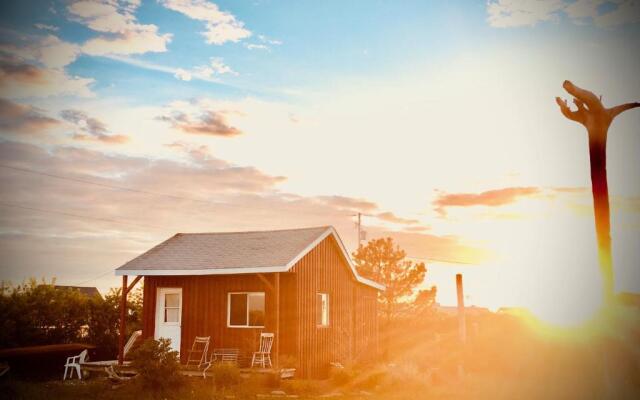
[116,226,385,290]
[117,226,331,273]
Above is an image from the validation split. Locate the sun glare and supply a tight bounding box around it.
[530,289,604,329]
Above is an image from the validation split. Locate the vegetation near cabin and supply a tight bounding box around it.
[0,279,142,360]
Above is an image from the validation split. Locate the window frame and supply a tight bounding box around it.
[227,291,266,328]
[317,292,330,328]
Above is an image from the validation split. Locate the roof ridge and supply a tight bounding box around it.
[174,225,332,236]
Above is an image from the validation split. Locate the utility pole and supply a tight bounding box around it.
[354,212,367,248]
[356,212,362,248]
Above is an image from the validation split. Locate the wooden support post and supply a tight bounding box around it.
[274,272,280,368]
[127,275,142,294]
[456,273,466,379]
[456,273,466,344]
[118,275,128,365]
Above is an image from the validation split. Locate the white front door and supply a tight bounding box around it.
[155,287,182,353]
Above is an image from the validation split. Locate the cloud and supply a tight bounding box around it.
[244,34,283,51]
[0,33,92,98]
[160,0,251,45]
[157,100,243,137]
[0,139,489,291]
[434,187,541,216]
[0,34,81,69]
[173,57,237,81]
[0,98,60,134]
[486,0,640,28]
[158,110,241,137]
[60,109,129,144]
[68,0,172,56]
[34,23,59,32]
[174,68,192,81]
[0,53,94,98]
[245,43,269,51]
[375,211,419,225]
[314,195,378,212]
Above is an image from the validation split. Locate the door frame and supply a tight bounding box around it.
[155,287,183,353]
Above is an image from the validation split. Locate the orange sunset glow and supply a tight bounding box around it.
[1,1,639,399]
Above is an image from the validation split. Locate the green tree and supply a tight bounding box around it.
[352,237,429,323]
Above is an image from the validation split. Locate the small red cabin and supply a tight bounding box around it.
[116,226,383,378]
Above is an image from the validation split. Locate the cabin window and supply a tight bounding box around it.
[317,293,329,327]
[227,292,265,328]
[164,293,180,323]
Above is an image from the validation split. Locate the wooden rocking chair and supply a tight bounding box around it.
[251,333,274,369]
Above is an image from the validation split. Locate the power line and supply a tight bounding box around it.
[0,202,165,230]
[0,164,349,218]
[1,166,471,268]
[405,255,477,265]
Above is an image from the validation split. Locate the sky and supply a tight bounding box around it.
[1,0,639,325]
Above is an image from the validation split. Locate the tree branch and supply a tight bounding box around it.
[563,80,604,112]
[556,97,584,123]
[608,102,640,119]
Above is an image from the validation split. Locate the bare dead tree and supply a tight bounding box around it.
[555,80,640,302]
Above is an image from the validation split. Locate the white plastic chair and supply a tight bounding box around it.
[63,349,88,380]
[251,333,274,368]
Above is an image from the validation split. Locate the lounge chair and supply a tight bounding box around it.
[76,330,142,375]
[251,333,274,369]
[63,349,88,380]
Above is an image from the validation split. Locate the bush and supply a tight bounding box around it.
[0,278,142,361]
[211,363,241,389]
[329,363,358,386]
[281,379,325,396]
[130,338,185,394]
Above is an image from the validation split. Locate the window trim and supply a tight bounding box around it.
[227,291,266,328]
[317,292,329,328]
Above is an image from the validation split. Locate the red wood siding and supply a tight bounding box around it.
[139,235,379,379]
[141,274,293,364]
[290,235,378,378]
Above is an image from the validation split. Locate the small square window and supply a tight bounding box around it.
[317,293,329,327]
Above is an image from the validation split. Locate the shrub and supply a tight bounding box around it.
[329,363,357,386]
[129,338,185,394]
[211,363,241,389]
[281,379,325,396]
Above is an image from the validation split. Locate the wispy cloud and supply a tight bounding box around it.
[375,211,419,225]
[487,0,640,28]
[160,0,251,45]
[173,57,237,81]
[60,109,128,144]
[157,110,241,137]
[434,187,541,216]
[34,23,59,32]
[244,34,283,51]
[0,98,60,134]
